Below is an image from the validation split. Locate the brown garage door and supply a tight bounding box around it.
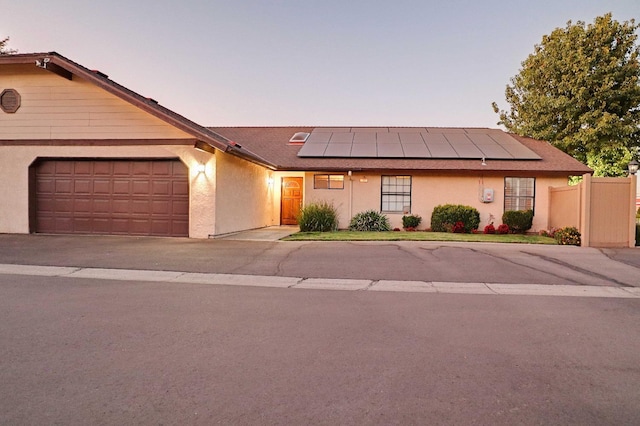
[33,159,189,237]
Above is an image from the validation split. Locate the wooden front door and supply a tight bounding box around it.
[280,177,303,225]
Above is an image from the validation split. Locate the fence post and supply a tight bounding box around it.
[580,174,591,247]
[629,175,637,248]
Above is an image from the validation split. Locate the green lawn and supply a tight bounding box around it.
[283,230,557,244]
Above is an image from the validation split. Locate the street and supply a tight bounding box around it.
[1,273,640,425]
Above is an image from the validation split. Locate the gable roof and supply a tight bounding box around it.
[0,52,275,169]
[210,127,593,175]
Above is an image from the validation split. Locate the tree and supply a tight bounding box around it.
[493,13,640,176]
[0,37,16,55]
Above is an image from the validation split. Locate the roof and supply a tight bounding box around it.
[210,127,593,175]
[0,52,275,169]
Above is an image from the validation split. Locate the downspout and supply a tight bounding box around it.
[348,171,353,222]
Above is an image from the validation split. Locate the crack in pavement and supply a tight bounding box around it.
[466,247,589,286]
[521,251,634,288]
[275,243,308,276]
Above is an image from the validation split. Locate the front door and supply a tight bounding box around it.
[280,177,303,225]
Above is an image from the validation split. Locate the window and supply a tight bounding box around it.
[381,176,412,213]
[314,174,344,189]
[504,177,535,211]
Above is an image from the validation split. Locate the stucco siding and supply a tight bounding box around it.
[0,65,191,140]
[213,151,273,235]
[303,172,567,231]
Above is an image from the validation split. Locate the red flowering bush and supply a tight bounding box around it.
[496,224,510,234]
[452,221,466,233]
[483,223,496,234]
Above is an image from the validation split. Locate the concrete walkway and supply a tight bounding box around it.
[2,262,639,299]
[216,225,298,241]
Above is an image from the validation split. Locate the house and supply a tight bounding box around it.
[0,52,592,238]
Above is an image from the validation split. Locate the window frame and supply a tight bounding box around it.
[380,175,412,214]
[504,177,536,213]
[313,174,345,190]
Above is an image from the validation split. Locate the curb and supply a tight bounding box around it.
[0,263,638,299]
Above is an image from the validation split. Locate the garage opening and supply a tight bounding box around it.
[30,159,189,237]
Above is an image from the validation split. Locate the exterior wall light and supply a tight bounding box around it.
[628,159,639,175]
[267,177,274,186]
[196,164,206,174]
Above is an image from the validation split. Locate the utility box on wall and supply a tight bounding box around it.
[481,188,494,203]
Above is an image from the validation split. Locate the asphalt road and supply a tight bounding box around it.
[1,274,639,425]
[0,234,638,287]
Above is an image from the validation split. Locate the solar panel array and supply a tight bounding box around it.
[296,127,541,160]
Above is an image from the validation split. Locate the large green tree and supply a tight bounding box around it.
[493,13,640,176]
[0,37,16,54]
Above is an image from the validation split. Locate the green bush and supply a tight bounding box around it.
[297,201,339,232]
[430,204,480,233]
[501,210,534,234]
[402,214,422,229]
[349,210,391,231]
[636,224,640,247]
[554,226,581,246]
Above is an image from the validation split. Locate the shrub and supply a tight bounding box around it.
[502,210,534,234]
[430,204,480,233]
[402,214,422,229]
[452,221,465,233]
[349,210,391,231]
[496,224,510,234]
[539,228,557,238]
[483,223,496,234]
[297,201,339,232]
[554,226,581,246]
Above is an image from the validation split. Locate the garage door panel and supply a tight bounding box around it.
[152,200,170,214]
[55,162,73,174]
[54,217,73,232]
[94,180,111,194]
[37,179,55,194]
[74,180,92,194]
[113,180,130,194]
[173,181,189,196]
[173,220,189,235]
[74,162,92,175]
[173,200,189,215]
[151,221,170,235]
[55,198,73,213]
[113,162,131,175]
[132,199,150,214]
[112,199,130,214]
[152,181,170,195]
[34,159,189,237]
[74,218,92,233]
[133,162,152,176]
[94,162,111,175]
[130,220,151,234]
[55,180,73,193]
[152,161,171,175]
[93,198,112,214]
[132,180,150,194]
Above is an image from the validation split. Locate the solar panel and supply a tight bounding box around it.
[402,143,431,158]
[350,143,378,157]
[297,127,541,160]
[377,132,400,144]
[377,143,404,157]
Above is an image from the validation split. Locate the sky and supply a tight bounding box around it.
[2,0,639,128]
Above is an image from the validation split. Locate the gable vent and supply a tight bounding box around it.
[289,132,310,145]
